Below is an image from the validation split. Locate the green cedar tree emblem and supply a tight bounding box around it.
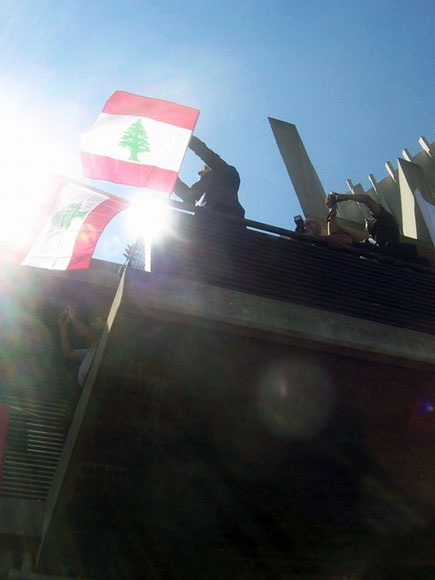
[119,118,151,162]
[51,202,87,230]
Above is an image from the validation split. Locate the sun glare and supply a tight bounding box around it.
[126,193,171,241]
[0,105,68,248]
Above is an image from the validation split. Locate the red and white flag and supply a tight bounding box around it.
[21,177,128,270]
[80,91,200,192]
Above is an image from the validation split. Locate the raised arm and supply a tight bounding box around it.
[328,192,381,217]
[189,136,229,172]
[66,306,98,347]
[58,312,81,362]
[325,204,353,246]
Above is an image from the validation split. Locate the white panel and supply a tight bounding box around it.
[268,118,328,220]
[398,158,433,244]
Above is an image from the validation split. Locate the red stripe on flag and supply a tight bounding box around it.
[81,152,178,192]
[67,196,128,270]
[0,404,9,484]
[102,91,199,130]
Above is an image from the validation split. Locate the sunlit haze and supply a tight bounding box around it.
[0,114,54,245]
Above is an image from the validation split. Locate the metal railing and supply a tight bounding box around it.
[132,204,434,335]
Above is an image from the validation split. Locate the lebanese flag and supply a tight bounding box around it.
[21,176,128,270]
[80,91,200,192]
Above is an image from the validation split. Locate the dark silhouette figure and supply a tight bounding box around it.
[174,136,245,219]
[326,192,422,262]
[327,192,400,248]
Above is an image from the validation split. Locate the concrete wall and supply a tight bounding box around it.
[36,267,435,578]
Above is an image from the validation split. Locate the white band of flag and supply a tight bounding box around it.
[80,91,200,191]
[21,177,128,270]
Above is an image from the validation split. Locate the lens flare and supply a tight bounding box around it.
[256,358,334,440]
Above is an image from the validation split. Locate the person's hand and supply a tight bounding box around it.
[328,192,349,205]
[123,244,134,261]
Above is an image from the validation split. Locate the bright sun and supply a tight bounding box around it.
[0,101,172,264]
[123,193,172,271]
[126,193,171,240]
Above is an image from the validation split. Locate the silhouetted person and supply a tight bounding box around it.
[58,305,104,387]
[174,136,245,219]
[327,192,421,262]
[327,192,400,247]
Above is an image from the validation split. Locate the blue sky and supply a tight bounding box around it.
[1,0,434,263]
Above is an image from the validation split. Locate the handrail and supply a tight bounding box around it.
[137,206,435,335]
[165,200,433,272]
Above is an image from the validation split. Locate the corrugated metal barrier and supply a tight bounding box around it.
[0,394,67,500]
[147,209,434,335]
